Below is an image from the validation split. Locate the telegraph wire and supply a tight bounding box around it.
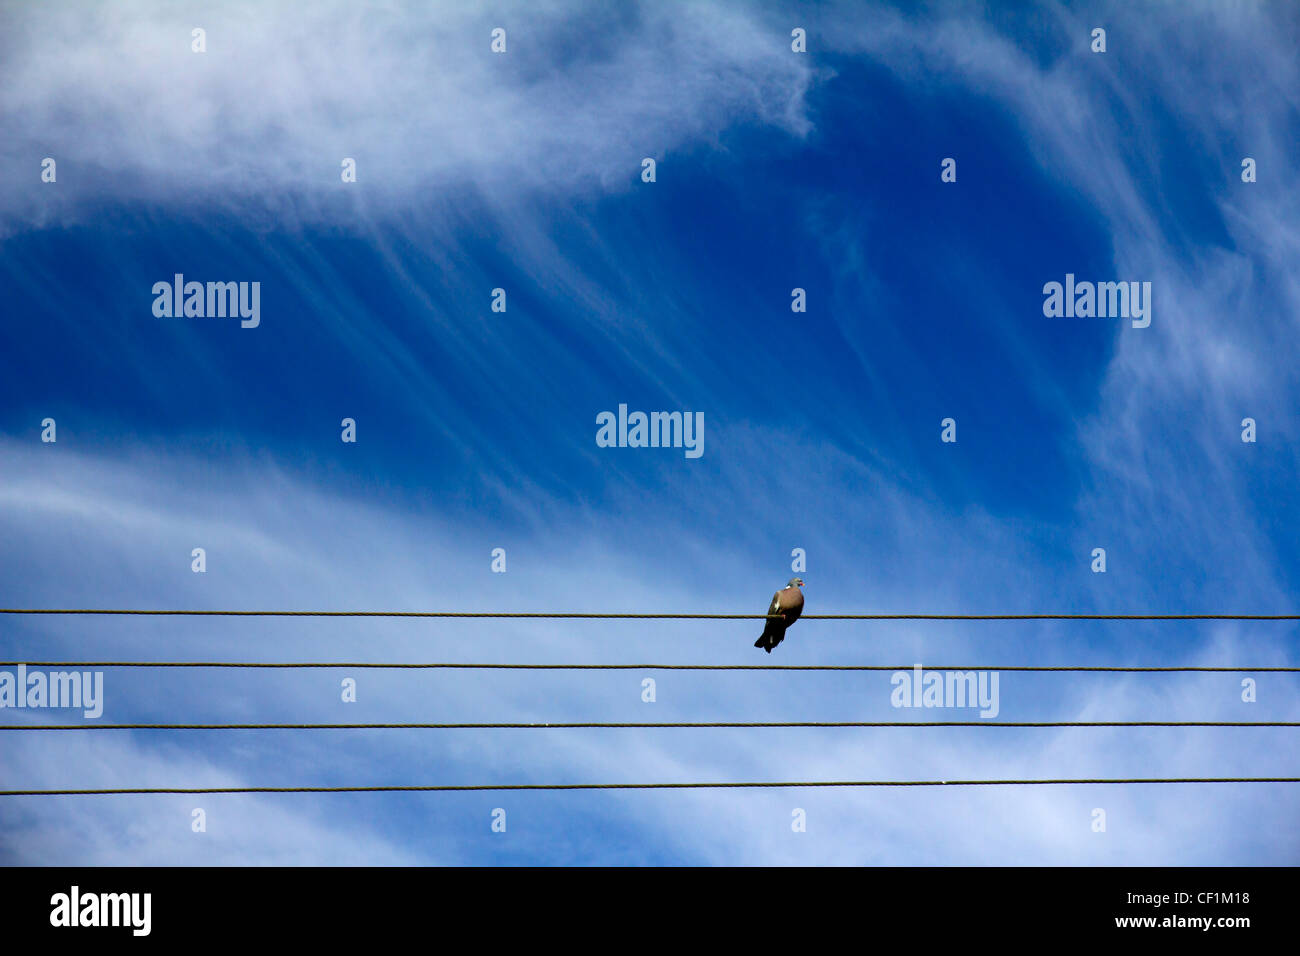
[3,661,1296,671]
[2,609,1299,620]
[4,777,1298,797]
[2,720,1297,730]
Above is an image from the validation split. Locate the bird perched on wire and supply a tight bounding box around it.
[755,577,804,653]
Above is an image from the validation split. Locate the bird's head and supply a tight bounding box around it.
[787,577,804,588]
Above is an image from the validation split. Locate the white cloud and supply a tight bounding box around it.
[821,0,1300,608]
[2,0,1297,864]
[2,436,1295,864]
[0,0,815,232]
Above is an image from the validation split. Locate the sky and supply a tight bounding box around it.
[0,0,1298,865]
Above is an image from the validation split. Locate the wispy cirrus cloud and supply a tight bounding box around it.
[818,0,1300,605]
[2,426,1296,865]
[0,0,816,232]
[2,0,1298,865]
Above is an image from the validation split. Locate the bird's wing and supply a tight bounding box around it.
[774,587,803,619]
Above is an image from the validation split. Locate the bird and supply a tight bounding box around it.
[754,577,804,653]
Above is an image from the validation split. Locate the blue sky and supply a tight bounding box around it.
[1,0,1298,864]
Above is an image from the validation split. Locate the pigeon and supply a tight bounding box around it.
[754,577,804,653]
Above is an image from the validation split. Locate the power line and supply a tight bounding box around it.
[3,720,1297,730]
[1,609,1298,620]
[0,610,771,619]
[4,661,1297,672]
[3,777,1298,797]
